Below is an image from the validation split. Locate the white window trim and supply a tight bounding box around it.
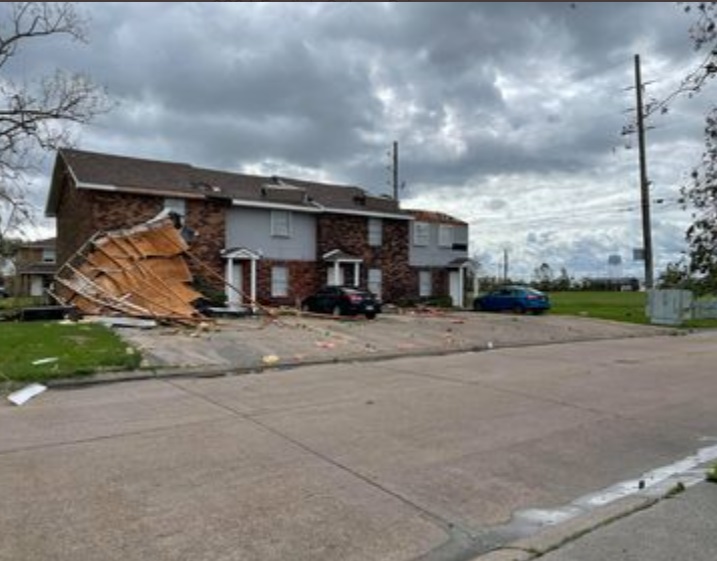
[368,268,382,299]
[271,266,289,297]
[438,225,453,248]
[414,222,430,247]
[368,218,382,247]
[164,197,186,217]
[41,249,56,263]
[419,270,432,297]
[271,210,292,238]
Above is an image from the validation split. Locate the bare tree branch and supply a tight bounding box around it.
[0,2,110,238]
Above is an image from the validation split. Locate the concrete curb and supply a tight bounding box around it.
[470,494,660,561]
[41,330,683,390]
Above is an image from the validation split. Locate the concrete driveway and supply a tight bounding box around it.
[2,331,717,561]
[114,310,673,373]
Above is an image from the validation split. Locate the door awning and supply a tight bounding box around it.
[322,249,362,263]
[221,247,261,260]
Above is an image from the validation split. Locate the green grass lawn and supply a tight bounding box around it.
[550,291,717,328]
[0,322,141,383]
[550,291,650,324]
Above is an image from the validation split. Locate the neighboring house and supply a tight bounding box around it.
[13,238,57,298]
[45,148,470,308]
[406,210,473,307]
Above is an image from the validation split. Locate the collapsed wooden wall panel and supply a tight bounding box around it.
[53,218,204,324]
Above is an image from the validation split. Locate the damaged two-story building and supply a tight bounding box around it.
[45,148,473,309]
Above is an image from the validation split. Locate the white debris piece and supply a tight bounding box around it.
[8,383,47,406]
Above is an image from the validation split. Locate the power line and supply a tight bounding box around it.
[467,197,684,227]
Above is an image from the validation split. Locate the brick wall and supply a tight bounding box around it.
[55,173,97,266]
[90,191,163,233]
[407,266,452,303]
[254,260,319,307]
[56,177,228,293]
[184,198,228,292]
[316,214,412,303]
[381,219,413,302]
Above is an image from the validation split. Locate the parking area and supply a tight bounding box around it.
[114,310,674,373]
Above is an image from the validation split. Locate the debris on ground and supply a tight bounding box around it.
[51,218,205,326]
[31,357,58,366]
[7,383,47,406]
[262,355,280,365]
[83,316,159,329]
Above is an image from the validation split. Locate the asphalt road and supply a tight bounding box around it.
[2,331,717,561]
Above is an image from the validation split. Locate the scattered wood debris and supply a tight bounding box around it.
[51,218,205,327]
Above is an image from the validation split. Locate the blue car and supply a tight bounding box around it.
[473,285,550,314]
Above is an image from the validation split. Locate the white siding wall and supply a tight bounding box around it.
[409,222,469,267]
[226,207,317,261]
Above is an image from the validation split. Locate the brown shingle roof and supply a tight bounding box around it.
[16,262,57,276]
[54,148,407,218]
[405,209,467,225]
[19,238,56,249]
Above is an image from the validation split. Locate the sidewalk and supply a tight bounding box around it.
[477,481,717,561]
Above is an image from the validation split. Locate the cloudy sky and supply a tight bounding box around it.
[8,1,716,280]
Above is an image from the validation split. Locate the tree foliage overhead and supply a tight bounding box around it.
[678,2,717,286]
[0,2,108,238]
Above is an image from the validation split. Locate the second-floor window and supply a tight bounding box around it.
[413,222,430,247]
[368,218,382,247]
[438,225,453,248]
[42,248,56,263]
[164,197,186,217]
[271,210,292,238]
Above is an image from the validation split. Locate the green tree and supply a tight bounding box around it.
[657,261,691,289]
[677,3,717,288]
[533,262,553,291]
[0,2,109,238]
[553,267,571,291]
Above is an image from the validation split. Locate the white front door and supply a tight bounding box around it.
[449,271,462,308]
[228,261,243,308]
[30,276,44,297]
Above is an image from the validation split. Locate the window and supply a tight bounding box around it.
[368,269,382,299]
[271,210,292,237]
[419,270,432,297]
[41,248,56,263]
[438,225,453,248]
[413,222,430,247]
[164,197,186,217]
[368,218,382,247]
[271,266,289,297]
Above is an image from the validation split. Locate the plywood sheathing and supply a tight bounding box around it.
[53,218,204,325]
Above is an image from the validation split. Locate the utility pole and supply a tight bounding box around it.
[392,140,399,201]
[634,54,654,289]
[503,248,509,283]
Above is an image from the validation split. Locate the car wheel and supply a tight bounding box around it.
[513,305,526,314]
[365,312,376,320]
[473,301,483,311]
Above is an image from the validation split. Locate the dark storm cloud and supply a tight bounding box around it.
[11,2,710,278]
[24,2,690,190]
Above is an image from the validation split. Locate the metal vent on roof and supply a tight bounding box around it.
[191,181,221,193]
